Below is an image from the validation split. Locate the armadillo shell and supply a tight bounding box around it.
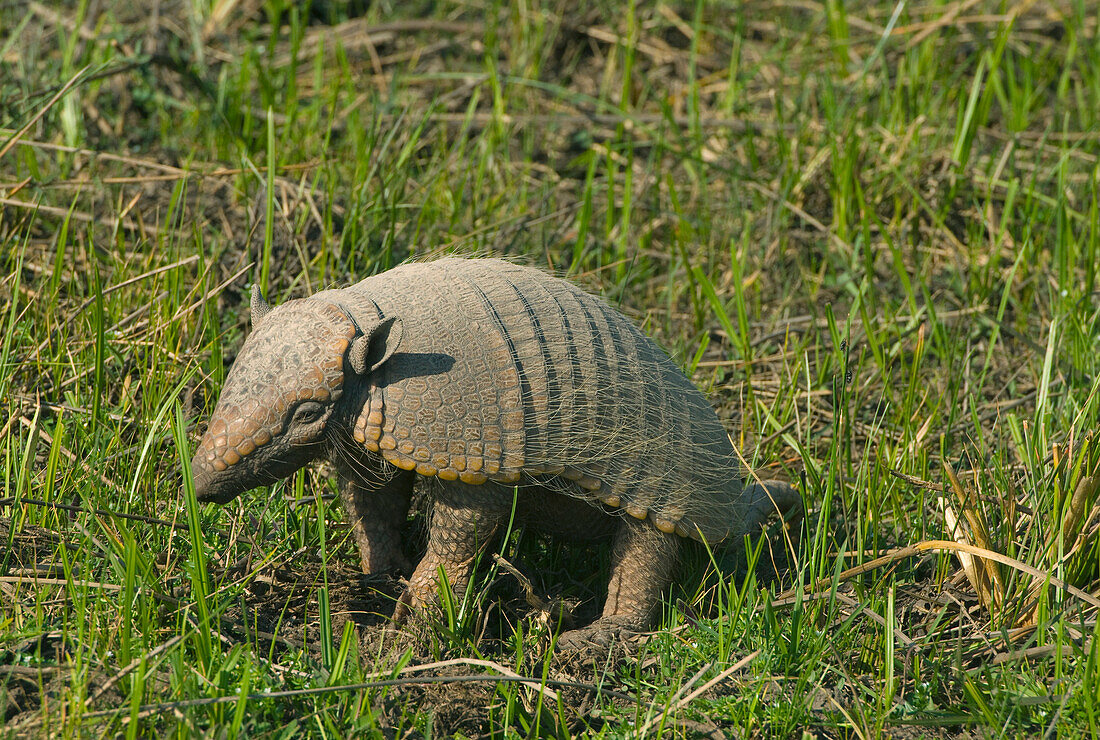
[323,258,745,543]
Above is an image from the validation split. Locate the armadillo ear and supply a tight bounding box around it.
[348,316,402,375]
[251,285,273,327]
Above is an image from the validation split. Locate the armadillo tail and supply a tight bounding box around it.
[742,479,803,532]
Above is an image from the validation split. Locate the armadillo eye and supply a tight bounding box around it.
[291,401,325,425]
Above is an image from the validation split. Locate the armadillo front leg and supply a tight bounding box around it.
[558,517,680,650]
[338,468,414,574]
[391,481,511,625]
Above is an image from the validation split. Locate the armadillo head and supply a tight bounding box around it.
[190,287,401,504]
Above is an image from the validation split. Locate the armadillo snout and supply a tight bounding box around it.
[188,409,276,503]
[190,455,239,504]
[189,422,263,503]
[190,454,272,504]
[188,420,326,504]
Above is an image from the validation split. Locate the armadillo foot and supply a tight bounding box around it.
[379,612,437,658]
[556,615,645,653]
[389,586,417,627]
[555,518,679,653]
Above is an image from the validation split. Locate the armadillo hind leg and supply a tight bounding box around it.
[390,480,512,626]
[557,517,679,651]
[338,468,415,574]
[742,479,803,532]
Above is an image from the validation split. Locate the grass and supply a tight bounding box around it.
[2,0,1100,736]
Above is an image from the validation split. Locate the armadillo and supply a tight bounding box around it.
[190,257,800,646]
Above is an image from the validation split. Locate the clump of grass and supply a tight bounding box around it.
[943,426,1100,629]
